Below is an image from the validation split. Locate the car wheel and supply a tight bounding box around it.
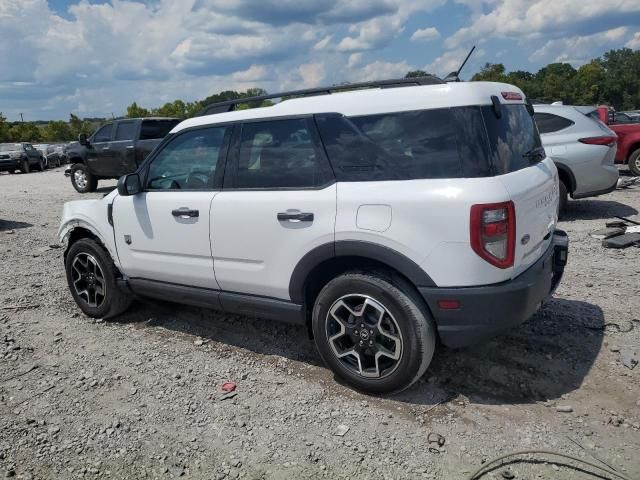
[628,149,640,176]
[37,157,45,171]
[312,272,436,394]
[70,163,98,193]
[65,238,133,319]
[20,159,30,174]
[558,180,568,216]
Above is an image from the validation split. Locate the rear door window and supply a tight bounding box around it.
[114,121,137,141]
[534,113,574,134]
[233,118,331,189]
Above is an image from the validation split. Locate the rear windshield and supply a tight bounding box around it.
[140,120,181,140]
[315,104,538,180]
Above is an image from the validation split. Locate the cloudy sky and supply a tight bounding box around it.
[1,0,639,121]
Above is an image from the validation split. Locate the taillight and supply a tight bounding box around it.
[501,91,523,101]
[578,136,617,146]
[470,201,516,269]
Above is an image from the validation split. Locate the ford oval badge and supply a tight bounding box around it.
[521,234,530,245]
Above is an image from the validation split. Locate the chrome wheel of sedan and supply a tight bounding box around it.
[71,253,106,308]
[326,294,403,378]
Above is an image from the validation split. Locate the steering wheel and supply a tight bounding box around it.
[184,170,209,189]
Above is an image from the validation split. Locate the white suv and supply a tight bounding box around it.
[59,78,568,394]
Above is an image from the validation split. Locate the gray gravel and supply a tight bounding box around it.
[0,167,639,480]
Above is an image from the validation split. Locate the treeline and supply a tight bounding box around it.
[1,48,638,143]
[470,48,640,109]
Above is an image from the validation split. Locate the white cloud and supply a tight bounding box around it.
[626,32,640,49]
[297,62,327,87]
[446,0,640,48]
[530,27,629,65]
[410,27,440,41]
[352,60,412,81]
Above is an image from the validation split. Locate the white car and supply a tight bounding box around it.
[59,78,568,394]
[533,104,619,212]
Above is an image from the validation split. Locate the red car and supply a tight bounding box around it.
[597,106,640,176]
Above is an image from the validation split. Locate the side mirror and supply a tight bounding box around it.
[78,133,88,146]
[117,173,142,196]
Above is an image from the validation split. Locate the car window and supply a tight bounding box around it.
[316,107,492,181]
[140,120,181,140]
[534,112,574,134]
[235,118,328,189]
[114,121,137,141]
[482,104,543,175]
[146,127,227,190]
[93,124,113,143]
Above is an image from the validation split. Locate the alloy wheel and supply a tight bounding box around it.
[326,294,403,378]
[71,253,106,308]
[74,169,87,189]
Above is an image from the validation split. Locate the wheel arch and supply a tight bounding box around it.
[289,241,436,309]
[60,222,120,270]
[555,163,576,194]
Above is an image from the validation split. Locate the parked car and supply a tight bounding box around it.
[533,104,619,212]
[58,78,568,394]
[615,112,640,123]
[65,117,180,193]
[596,106,640,176]
[0,143,46,173]
[45,144,68,167]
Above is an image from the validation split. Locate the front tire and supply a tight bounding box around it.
[37,157,45,171]
[20,159,30,174]
[312,272,436,394]
[628,149,640,176]
[70,163,98,193]
[65,238,133,318]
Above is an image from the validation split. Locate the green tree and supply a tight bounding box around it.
[69,114,93,138]
[42,120,73,142]
[471,63,508,82]
[0,113,9,143]
[405,70,431,78]
[8,122,42,142]
[126,102,150,118]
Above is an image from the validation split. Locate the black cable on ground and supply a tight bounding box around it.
[466,450,635,480]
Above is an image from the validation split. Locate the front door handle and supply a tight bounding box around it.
[277,211,314,222]
[126,145,134,150]
[172,207,199,218]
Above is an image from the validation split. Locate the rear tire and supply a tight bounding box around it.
[312,272,436,394]
[628,149,640,176]
[558,180,568,216]
[65,238,133,319]
[20,159,30,174]
[37,157,45,171]
[70,163,98,193]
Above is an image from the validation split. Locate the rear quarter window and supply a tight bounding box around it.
[534,112,574,134]
[140,120,181,140]
[315,107,492,181]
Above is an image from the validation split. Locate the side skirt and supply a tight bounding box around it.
[128,278,305,325]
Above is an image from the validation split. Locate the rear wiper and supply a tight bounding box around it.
[523,146,546,164]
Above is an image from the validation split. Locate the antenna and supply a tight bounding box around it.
[443,45,476,82]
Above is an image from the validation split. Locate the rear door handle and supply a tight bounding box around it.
[172,208,199,218]
[126,145,134,150]
[277,212,314,222]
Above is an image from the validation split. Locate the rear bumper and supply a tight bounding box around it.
[572,170,619,200]
[419,230,569,349]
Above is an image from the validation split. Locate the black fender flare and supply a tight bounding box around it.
[288,241,436,304]
[554,162,576,194]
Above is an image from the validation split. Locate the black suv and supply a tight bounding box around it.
[0,143,45,174]
[66,118,180,193]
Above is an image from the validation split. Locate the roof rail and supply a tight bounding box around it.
[196,75,445,117]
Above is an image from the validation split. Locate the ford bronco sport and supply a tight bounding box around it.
[59,77,568,394]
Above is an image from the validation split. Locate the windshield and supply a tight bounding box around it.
[0,144,22,153]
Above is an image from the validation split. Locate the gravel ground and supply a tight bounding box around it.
[0,167,639,480]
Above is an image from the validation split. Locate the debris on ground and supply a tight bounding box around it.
[334,425,350,437]
[221,381,236,393]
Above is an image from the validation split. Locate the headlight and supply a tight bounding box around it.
[9,153,23,159]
